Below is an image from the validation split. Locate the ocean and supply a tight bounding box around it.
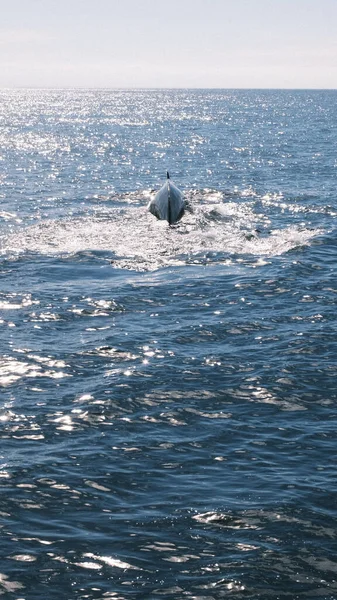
[0,89,337,599]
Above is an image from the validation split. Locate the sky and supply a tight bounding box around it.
[0,0,336,89]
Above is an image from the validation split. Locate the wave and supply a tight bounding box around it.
[0,189,322,271]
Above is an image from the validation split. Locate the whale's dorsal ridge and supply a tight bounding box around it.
[148,173,185,225]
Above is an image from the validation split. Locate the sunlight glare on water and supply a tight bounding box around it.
[1,89,337,599]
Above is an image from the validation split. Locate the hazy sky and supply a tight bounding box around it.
[1,0,336,88]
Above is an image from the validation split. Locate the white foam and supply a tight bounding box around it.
[0,194,320,271]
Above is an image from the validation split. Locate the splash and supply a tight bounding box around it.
[0,190,320,271]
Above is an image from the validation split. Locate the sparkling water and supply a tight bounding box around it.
[1,89,337,599]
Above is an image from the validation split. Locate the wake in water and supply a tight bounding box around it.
[0,189,321,271]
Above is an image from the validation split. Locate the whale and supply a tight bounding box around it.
[148,172,185,225]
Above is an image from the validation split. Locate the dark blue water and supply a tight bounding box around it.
[1,89,337,599]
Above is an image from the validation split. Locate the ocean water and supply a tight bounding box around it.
[0,89,337,599]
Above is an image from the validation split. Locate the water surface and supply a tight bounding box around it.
[1,89,337,599]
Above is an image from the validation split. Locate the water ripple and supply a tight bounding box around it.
[1,89,337,599]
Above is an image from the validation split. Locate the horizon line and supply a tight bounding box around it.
[1,86,337,92]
